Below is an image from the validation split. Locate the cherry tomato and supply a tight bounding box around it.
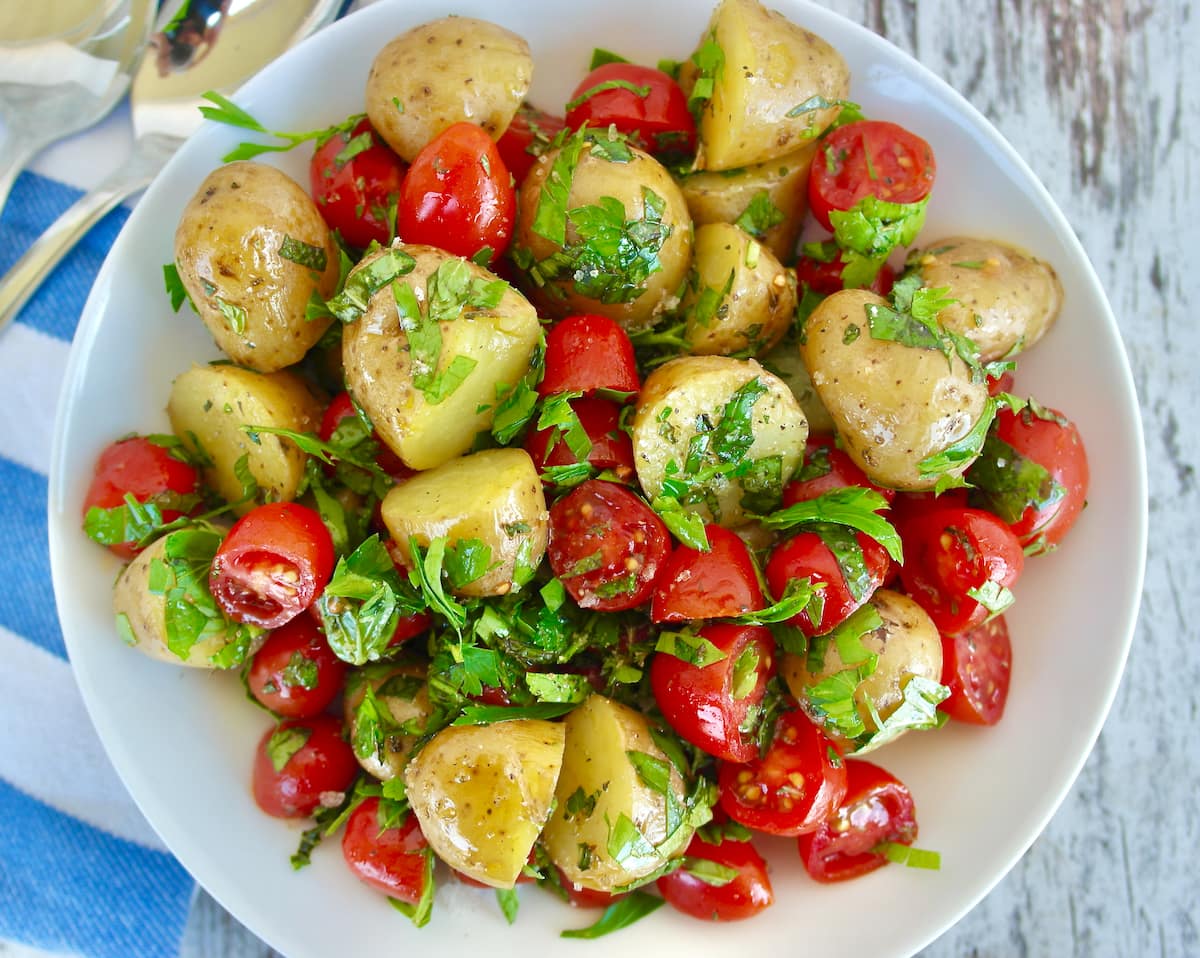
[82,436,200,560]
[496,103,566,186]
[718,709,846,836]
[657,834,774,921]
[651,525,764,623]
[210,502,336,630]
[783,434,895,506]
[547,479,670,612]
[897,506,1025,636]
[556,867,627,908]
[939,614,1012,725]
[319,391,411,481]
[797,759,918,882]
[342,798,431,902]
[764,528,890,636]
[246,614,346,718]
[251,715,357,818]
[808,120,936,232]
[397,122,515,263]
[309,116,407,248]
[525,397,635,483]
[795,251,896,296]
[539,314,640,397]
[564,63,696,159]
[987,370,1016,396]
[888,487,968,527]
[650,623,775,763]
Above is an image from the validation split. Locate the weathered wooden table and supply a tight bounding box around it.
[5,0,1195,955]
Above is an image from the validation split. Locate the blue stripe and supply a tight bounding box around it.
[0,171,130,342]
[0,456,65,658]
[0,776,193,958]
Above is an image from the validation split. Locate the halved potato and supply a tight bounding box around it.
[344,664,432,781]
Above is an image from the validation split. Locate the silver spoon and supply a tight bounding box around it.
[0,0,344,334]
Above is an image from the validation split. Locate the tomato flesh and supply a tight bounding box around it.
[319,391,411,481]
[342,799,431,903]
[252,715,357,818]
[564,63,696,159]
[309,116,407,248]
[795,252,896,296]
[651,525,764,623]
[940,614,1012,725]
[784,434,895,506]
[497,103,566,185]
[539,313,640,397]
[247,614,347,718]
[524,397,635,484]
[658,834,774,920]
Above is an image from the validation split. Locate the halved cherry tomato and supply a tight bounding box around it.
[651,525,764,623]
[795,251,896,296]
[808,120,936,232]
[539,314,640,397]
[783,434,895,506]
[939,614,1012,725]
[246,614,346,718]
[497,103,566,186]
[897,506,1024,636]
[717,709,846,836]
[524,397,635,483]
[398,121,515,263]
[547,479,669,612]
[657,834,774,921]
[82,436,200,560]
[309,117,407,248]
[319,391,411,482]
[797,759,918,882]
[210,502,336,630]
[650,622,775,763]
[564,63,696,159]
[764,528,890,636]
[251,715,357,818]
[555,867,627,908]
[342,798,431,903]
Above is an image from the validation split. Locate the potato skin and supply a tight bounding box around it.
[913,236,1064,362]
[515,140,692,332]
[681,222,796,356]
[174,161,338,372]
[365,17,531,163]
[167,364,323,509]
[801,288,989,490]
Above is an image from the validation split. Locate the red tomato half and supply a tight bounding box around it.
[795,251,896,296]
[658,834,774,921]
[210,502,336,630]
[898,506,1024,636]
[564,63,696,159]
[310,117,407,248]
[650,623,775,763]
[718,710,846,836]
[398,122,515,263]
[539,314,640,397]
[547,480,669,611]
[784,434,895,506]
[651,525,764,623]
[82,436,200,560]
[252,715,357,818]
[342,799,431,903]
[497,103,566,186]
[797,759,918,882]
[808,120,936,232]
[940,614,1013,725]
[524,397,635,483]
[247,615,347,718]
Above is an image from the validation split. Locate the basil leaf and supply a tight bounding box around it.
[560,890,665,939]
[266,724,310,773]
[452,702,577,725]
[532,128,587,246]
[763,487,902,563]
[278,235,328,272]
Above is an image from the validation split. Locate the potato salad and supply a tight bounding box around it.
[82,0,1090,935]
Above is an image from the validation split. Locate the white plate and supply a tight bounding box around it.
[48,1,1147,955]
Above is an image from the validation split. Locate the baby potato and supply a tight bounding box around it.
[688,0,850,171]
[542,695,695,892]
[677,144,816,263]
[405,719,565,888]
[631,356,808,525]
[341,244,541,472]
[174,161,338,372]
[343,664,432,781]
[365,17,531,163]
[167,363,322,509]
[681,222,795,356]
[514,139,692,332]
[380,448,548,598]
[759,337,837,433]
[912,237,1064,362]
[781,589,943,751]
[801,288,989,490]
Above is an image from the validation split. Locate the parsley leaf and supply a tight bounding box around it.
[733,190,785,238]
[278,235,328,272]
[324,247,416,323]
[560,891,665,939]
[162,263,193,313]
[762,487,902,562]
[830,195,928,288]
[532,128,587,246]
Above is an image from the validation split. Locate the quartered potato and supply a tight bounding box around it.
[911,236,1064,362]
[174,161,339,372]
[365,16,532,162]
[687,0,850,171]
[631,356,808,525]
[167,363,322,509]
[380,448,548,598]
[341,244,541,472]
[343,664,433,781]
[801,288,989,490]
[404,719,565,888]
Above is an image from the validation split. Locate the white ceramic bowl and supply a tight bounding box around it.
[48,1,1147,955]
